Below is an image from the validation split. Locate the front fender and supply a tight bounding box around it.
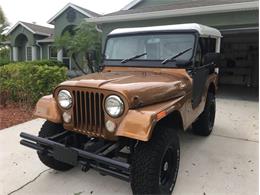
[34,95,62,123]
[115,96,185,141]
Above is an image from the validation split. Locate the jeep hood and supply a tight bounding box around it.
[59,70,191,108]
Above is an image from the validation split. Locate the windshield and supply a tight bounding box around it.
[104,33,195,62]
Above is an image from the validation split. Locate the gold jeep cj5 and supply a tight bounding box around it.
[20,23,222,194]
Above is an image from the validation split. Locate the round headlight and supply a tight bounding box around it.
[58,90,72,109]
[105,95,124,117]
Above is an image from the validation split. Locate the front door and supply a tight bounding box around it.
[192,38,209,108]
[192,37,217,108]
[192,65,209,108]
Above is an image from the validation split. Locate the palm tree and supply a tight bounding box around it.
[55,22,102,74]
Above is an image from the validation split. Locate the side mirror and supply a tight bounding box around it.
[203,53,221,67]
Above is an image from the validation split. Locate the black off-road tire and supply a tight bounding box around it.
[193,92,216,136]
[131,127,180,195]
[37,121,74,171]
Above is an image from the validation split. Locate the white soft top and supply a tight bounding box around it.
[109,23,222,38]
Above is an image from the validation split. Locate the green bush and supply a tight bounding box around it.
[23,60,67,67]
[0,58,11,66]
[0,47,10,66]
[0,63,67,106]
[3,60,67,67]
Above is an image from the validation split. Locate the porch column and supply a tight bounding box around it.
[9,46,12,61]
[32,46,37,61]
[13,46,18,61]
[57,49,63,62]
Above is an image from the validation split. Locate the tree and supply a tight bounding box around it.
[0,6,6,24]
[0,6,10,65]
[0,6,8,39]
[55,22,102,74]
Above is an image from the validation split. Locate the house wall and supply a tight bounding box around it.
[7,6,92,63]
[100,10,258,49]
[53,7,89,37]
[9,25,51,61]
[50,7,91,69]
[10,25,35,46]
[39,43,51,60]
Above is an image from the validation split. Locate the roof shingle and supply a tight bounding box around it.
[106,0,257,16]
[72,4,101,17]
[20,21,53,35]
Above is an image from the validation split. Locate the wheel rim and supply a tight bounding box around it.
[159,147,177,189]
[208,99,216,129]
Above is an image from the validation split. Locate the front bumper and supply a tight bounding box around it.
[20,132,130,181]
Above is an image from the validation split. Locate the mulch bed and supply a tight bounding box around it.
[0,103,35,130]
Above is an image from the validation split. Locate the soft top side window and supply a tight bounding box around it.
[195,39,202,66]
[201,37,216,54]
[195,37,217,66]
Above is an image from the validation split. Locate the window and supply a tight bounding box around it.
[62,49,70,69]
[63,49,69,58]
[62,58,70,68]
[26,47,32,61]
[200,38,216,54]
[209,39,216,52]
[197,37,217,66]
[49,46,57,59]
[195,41,202,66]
[105,33,195,62]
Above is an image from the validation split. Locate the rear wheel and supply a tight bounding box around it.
[193,92,216,136]
[37,121,74,171]
[131,126,180,194]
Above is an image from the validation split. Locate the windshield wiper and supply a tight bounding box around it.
[161,48,192,65]
[121,52,147,64]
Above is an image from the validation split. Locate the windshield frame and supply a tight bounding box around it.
[102,30,199,68]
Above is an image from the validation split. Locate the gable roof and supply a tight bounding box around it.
[6,21,54,36]
[47,3,100,24]
[121,0,143,10]
[86,0,258,24]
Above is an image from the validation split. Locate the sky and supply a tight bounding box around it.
[0,0,132,27]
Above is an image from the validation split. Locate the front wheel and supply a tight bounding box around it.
[131,127,180,195]
[193,92,216,136]
[37,121,74,171]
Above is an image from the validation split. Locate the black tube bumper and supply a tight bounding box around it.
[20,132,130,181]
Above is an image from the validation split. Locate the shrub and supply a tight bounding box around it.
[0,63,67,106]
[23,60,67,67]
[3,60,67,68]
[0,58,11,66]
[0,47,10,66]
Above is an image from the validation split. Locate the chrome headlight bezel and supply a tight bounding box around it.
[57,90,72,109]
[105,95,124,118]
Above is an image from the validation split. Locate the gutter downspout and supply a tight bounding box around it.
[36,41,42,60]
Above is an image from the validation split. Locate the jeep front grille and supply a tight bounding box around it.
[72,89,105,137]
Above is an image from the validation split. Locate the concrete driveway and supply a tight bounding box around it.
[0,87,258,195]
